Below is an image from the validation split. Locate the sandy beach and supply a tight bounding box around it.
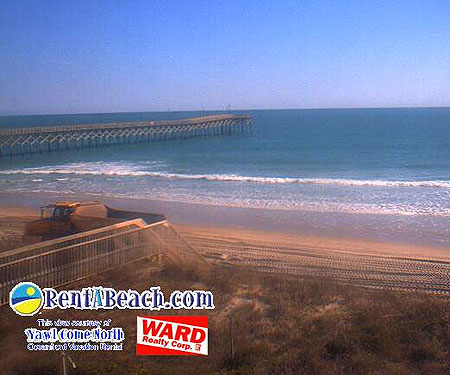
[2,193,450,294]
[176,224,450,293]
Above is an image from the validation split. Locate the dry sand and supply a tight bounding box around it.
[1,204,450,294]
[0,205,40,251]
[176,224,450,294]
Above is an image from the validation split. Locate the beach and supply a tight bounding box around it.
[2,192,450,294]
[2,107,450,295]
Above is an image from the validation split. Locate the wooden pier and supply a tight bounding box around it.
[0,114,252,157]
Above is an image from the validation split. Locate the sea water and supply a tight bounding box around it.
[1,108,450,246]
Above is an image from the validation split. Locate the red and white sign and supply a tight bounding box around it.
[136,316,208,356]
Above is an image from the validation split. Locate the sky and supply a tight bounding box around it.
[0,0,449,115]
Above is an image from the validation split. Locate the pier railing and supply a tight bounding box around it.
[0,114,253,157]
[0,220,209,306]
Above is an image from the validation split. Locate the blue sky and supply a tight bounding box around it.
[0,0,449,115]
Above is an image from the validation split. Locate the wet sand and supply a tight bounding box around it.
[1,191,449,249]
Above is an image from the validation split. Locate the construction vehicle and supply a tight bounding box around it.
[25,201,165,237]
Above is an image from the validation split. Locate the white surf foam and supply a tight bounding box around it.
[1,162,450,188]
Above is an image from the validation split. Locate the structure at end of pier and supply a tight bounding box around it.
[0,114,252,157]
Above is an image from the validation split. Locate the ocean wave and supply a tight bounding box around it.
[1,165,450,188]
[136,174,450,188]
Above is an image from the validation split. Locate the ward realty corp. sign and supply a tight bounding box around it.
[136,316,208,356]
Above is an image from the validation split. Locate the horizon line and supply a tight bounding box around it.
[0,104,449,117]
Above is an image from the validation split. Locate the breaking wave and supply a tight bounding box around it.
[1,163,450,188]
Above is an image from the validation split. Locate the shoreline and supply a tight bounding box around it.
[0,190,449,252]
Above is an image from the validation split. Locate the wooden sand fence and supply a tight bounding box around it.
[0,219,209,306]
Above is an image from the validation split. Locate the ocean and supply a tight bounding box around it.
[1,108,450,246]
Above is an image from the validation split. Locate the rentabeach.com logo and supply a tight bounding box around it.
[9,282,215,316]
[9,282,44,316]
